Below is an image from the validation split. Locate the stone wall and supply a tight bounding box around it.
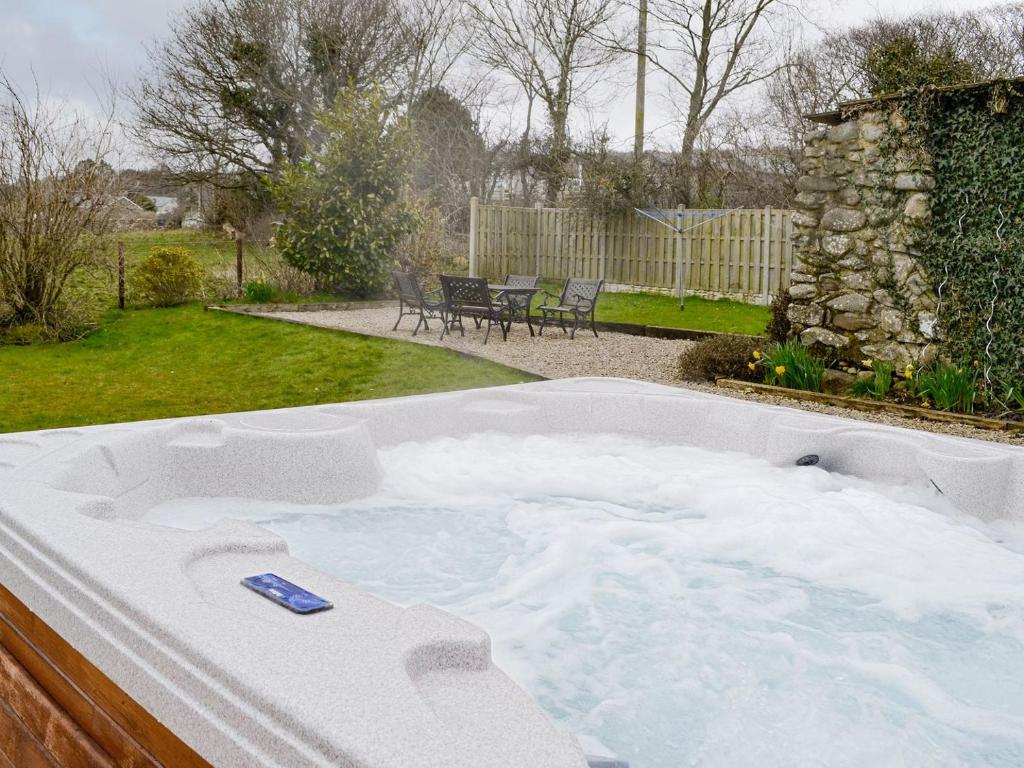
[788,107,938,366]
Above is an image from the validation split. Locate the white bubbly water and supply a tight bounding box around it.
[145,433,1024,768]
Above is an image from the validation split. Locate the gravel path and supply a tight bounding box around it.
[271,307,694,384]
[256,307,1023,446]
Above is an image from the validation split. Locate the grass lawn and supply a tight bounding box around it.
[0,305,536,434]
[528,281,770,336]
[595,292,769,336]
[119,229,255,268]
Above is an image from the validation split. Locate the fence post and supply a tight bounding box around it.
[675,206,686,309]
[235,236,244,295]
[534,201,542,276]
[117,241,125,310]
[468,196,479,277]
[761,206,772,305]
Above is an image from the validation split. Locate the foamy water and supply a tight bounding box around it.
[145,433,1024,767]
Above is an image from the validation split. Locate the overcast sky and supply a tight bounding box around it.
[0,0,994,166]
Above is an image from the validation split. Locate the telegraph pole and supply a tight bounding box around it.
[634,0,648,161]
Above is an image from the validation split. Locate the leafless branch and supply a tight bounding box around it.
[0,73,118,329]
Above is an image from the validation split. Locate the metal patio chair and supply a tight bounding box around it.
[537,277,604,339]
[439,274,511,344]
[391,271,446,336]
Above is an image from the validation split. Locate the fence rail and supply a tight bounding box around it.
[468,199,795,304]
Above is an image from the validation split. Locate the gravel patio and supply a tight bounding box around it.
[249,306,1023,446]
[269,306,694,384]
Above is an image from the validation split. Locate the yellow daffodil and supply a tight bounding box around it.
[753,350,761,360]
[861,359,873,368]
[775,365,786,376]
[921,400,931,409]
[748,362,757,371]
[903,367,914,379]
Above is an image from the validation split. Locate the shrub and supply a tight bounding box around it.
[269,87,418,298]
[202,266,238,303]
[755,341,825,392]
[240,253,319,300]
[765,291,791,343]
[850,359,895,400]
[48,295,100,342]
[916,363,978,412]
[244,279,274,303]
[204,185,275,240]
[1,322,48,346]
[576,132,685,215]
[678,334,760,382]
[134,246,204,306]
[266,263,317,298]
[394,201,465,279]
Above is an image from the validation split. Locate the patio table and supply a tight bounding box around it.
[489,284,539,336]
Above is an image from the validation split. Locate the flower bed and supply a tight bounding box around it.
[716,379,1024,434]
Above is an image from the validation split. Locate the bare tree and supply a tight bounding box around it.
[989,2,1024,72]
[693,105,799,207]
[613,0,795,205]
[131,0,450,185]
[763,6,1024,191]
[467,0,624,203]
[759,37,859,192]
[775,8,1022,113]
[409,85,507,228]
[402,0,470,108]
[0,76,117,331]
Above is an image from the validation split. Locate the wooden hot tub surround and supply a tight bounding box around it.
[0,583,210,768]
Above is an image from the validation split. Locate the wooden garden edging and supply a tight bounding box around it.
[716,379,1024,433]
[207,299,398,314]
[593,322,764,342]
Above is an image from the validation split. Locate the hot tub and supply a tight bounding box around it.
[1,378,1023,767]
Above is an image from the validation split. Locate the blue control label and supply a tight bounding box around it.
[241,573,333,614]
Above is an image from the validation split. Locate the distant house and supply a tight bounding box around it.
[147,195,182,227]
[149,196,179,215]
[181,208,206,230]
[107,196,157,231]
[489,157,584,204]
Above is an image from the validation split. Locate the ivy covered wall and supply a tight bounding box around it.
[904,82,1024,389]
[790,78,1024,391]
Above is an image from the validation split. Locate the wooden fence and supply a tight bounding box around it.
[468,198,795,304]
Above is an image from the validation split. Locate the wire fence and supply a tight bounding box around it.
[86,233,285,308]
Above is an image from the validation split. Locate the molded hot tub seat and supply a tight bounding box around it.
[1,378,1023,767]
